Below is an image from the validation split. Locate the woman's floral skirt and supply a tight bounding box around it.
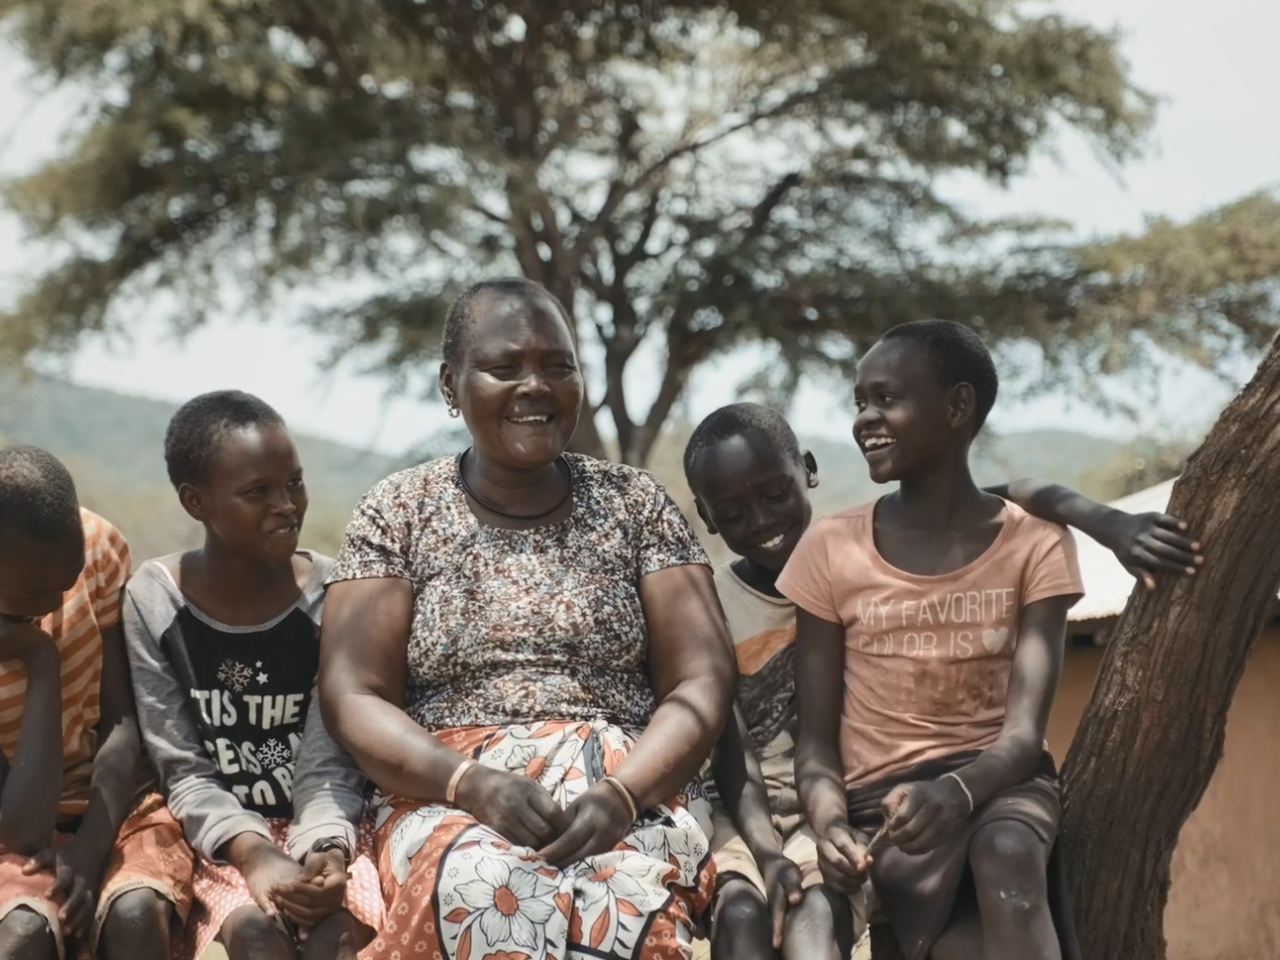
[362,718,716,960]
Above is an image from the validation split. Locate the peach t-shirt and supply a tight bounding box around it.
[777,500,1083,788]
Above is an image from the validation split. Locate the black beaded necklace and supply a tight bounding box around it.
[457,449,573,521]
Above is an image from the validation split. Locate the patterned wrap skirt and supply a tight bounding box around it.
[0,792,193,960]
[363,718,717,960]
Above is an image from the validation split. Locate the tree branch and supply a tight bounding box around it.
[469,201,508,226]
[631,343,691,466]
[573,86,822,258]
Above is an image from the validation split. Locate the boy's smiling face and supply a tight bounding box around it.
[692,430,815,573]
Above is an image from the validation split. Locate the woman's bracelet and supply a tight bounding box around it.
[601,775,639,822]
[446,758,479,806]
[942,771,975,815]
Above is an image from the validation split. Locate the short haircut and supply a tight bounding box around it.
[441,277,572,367]
[880,320,999,432]
[164,390,286,489]
[0,445,83,549]
[683,402,803,490]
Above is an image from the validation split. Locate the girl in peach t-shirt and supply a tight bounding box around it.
[779,321,1088,960]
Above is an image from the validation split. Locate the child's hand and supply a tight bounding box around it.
[816,822,869,894]
[758,854,804,948]
[269,847,349,937]
[23,839,104,939]
[242,843,305,917]
[883,779,968,854]
[1102,511,1202,591]
[0,619,56,663]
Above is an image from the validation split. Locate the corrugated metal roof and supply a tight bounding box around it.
[1069,478,1179,623]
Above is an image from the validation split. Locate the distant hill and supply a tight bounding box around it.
[0,373,405,560]
[0,373,1128,564]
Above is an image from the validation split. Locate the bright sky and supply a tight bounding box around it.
[1,0,1277,455]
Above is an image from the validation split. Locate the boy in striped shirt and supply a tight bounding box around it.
[0,446,192,960]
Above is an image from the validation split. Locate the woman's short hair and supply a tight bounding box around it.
[441,278,571,367]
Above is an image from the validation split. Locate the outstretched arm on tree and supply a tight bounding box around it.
[883,595,1075,853]
[987,479,1203,589]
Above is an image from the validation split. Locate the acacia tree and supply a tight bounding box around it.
[2,2,1279,465]
[0,0,1251,462]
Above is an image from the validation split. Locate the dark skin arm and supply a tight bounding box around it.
[319,577,570,850]
[793,608,866,895]
[0,623,64,856]
[24,620,147,937]
[987,479,1203,590]
[884,594,1075,853]
[538,562,738,866]
[712,705,804,946]
[711,705,782,862]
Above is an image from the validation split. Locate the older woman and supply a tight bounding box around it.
[319,278,737,960]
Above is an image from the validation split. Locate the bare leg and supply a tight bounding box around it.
[781,886,852,960]
[0,907,58,960]
[930,877,982,960]
[99,888,175,960]
[968,821,1059,960]
[300,910,373,960]
[219,904,296,960]
[709,878,778,960]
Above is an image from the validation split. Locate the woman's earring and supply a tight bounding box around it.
[445,393,461,418]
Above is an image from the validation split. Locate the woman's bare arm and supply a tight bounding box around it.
[610,563,737,809]
[318,577,468,801]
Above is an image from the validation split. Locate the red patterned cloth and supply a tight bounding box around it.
[363,720,715,960]
[182,817,383,960]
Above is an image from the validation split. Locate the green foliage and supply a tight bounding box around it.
[1,0,1274,464]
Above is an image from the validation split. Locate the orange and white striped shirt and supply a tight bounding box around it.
[0,509,131,818]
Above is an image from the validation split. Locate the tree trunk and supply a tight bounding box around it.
[567,406,610,460]
[1061,335,1280,960]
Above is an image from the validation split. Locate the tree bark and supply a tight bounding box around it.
[1061,335,1280,960]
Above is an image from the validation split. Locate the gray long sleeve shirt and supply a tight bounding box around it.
[122,552,366,862]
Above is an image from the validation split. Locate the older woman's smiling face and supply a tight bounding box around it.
[447,289,584,468]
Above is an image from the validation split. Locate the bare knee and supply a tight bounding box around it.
[782,887,851,960]
[101,888,174,959]
[968,822,1049,918]
[710,880,772,958]
[220,903,288,956]
[0,907,57,959]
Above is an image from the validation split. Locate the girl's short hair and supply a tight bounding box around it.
[164,390,285,489]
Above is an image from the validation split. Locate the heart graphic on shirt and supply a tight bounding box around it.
[982,627,1011,654]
